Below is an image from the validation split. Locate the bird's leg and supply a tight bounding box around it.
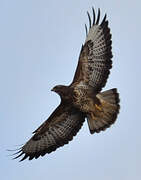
[90,104,104,119]
[95,104,103,112]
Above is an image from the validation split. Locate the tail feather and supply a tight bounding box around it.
[87,88,120,134]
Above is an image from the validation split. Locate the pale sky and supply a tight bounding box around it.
[1,0,141,180]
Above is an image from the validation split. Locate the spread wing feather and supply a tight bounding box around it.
[71,8,112,93]
[13,104,85,161]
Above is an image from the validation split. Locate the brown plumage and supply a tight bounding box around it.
[12,8,120,161]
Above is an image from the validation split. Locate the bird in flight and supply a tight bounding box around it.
[13,8,120,161]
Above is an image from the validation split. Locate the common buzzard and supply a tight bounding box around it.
[13,8,120,161]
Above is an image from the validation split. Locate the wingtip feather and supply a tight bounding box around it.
[96,8,100,25]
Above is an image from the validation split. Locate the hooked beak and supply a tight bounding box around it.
[51,87,55,92]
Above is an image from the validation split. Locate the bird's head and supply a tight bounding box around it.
[51,85,67,95]
[51,85,72,102]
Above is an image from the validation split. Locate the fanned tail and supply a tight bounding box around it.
[87,88,120,134]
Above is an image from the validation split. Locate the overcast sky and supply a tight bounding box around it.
[1,0,141,180]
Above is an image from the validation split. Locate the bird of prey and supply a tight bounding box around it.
[13,8,120,161]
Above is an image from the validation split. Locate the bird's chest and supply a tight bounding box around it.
[73,87,93,112]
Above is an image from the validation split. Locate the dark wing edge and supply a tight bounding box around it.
[12,104,85,161]
[71,8,112,93]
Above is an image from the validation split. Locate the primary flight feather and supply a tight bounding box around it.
[13,8,120,161]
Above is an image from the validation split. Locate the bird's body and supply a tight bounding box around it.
[73,84,99,113]
[52,84,101,116]
[12,8,120,161]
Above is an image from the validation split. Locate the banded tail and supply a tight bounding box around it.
[87,88,120,134]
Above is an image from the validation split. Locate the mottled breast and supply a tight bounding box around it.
[73,83,95,113]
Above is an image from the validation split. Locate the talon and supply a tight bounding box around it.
[95,104,103,112]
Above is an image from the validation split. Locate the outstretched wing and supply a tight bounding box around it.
[13,104,85,161]
[71,8,112,93]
